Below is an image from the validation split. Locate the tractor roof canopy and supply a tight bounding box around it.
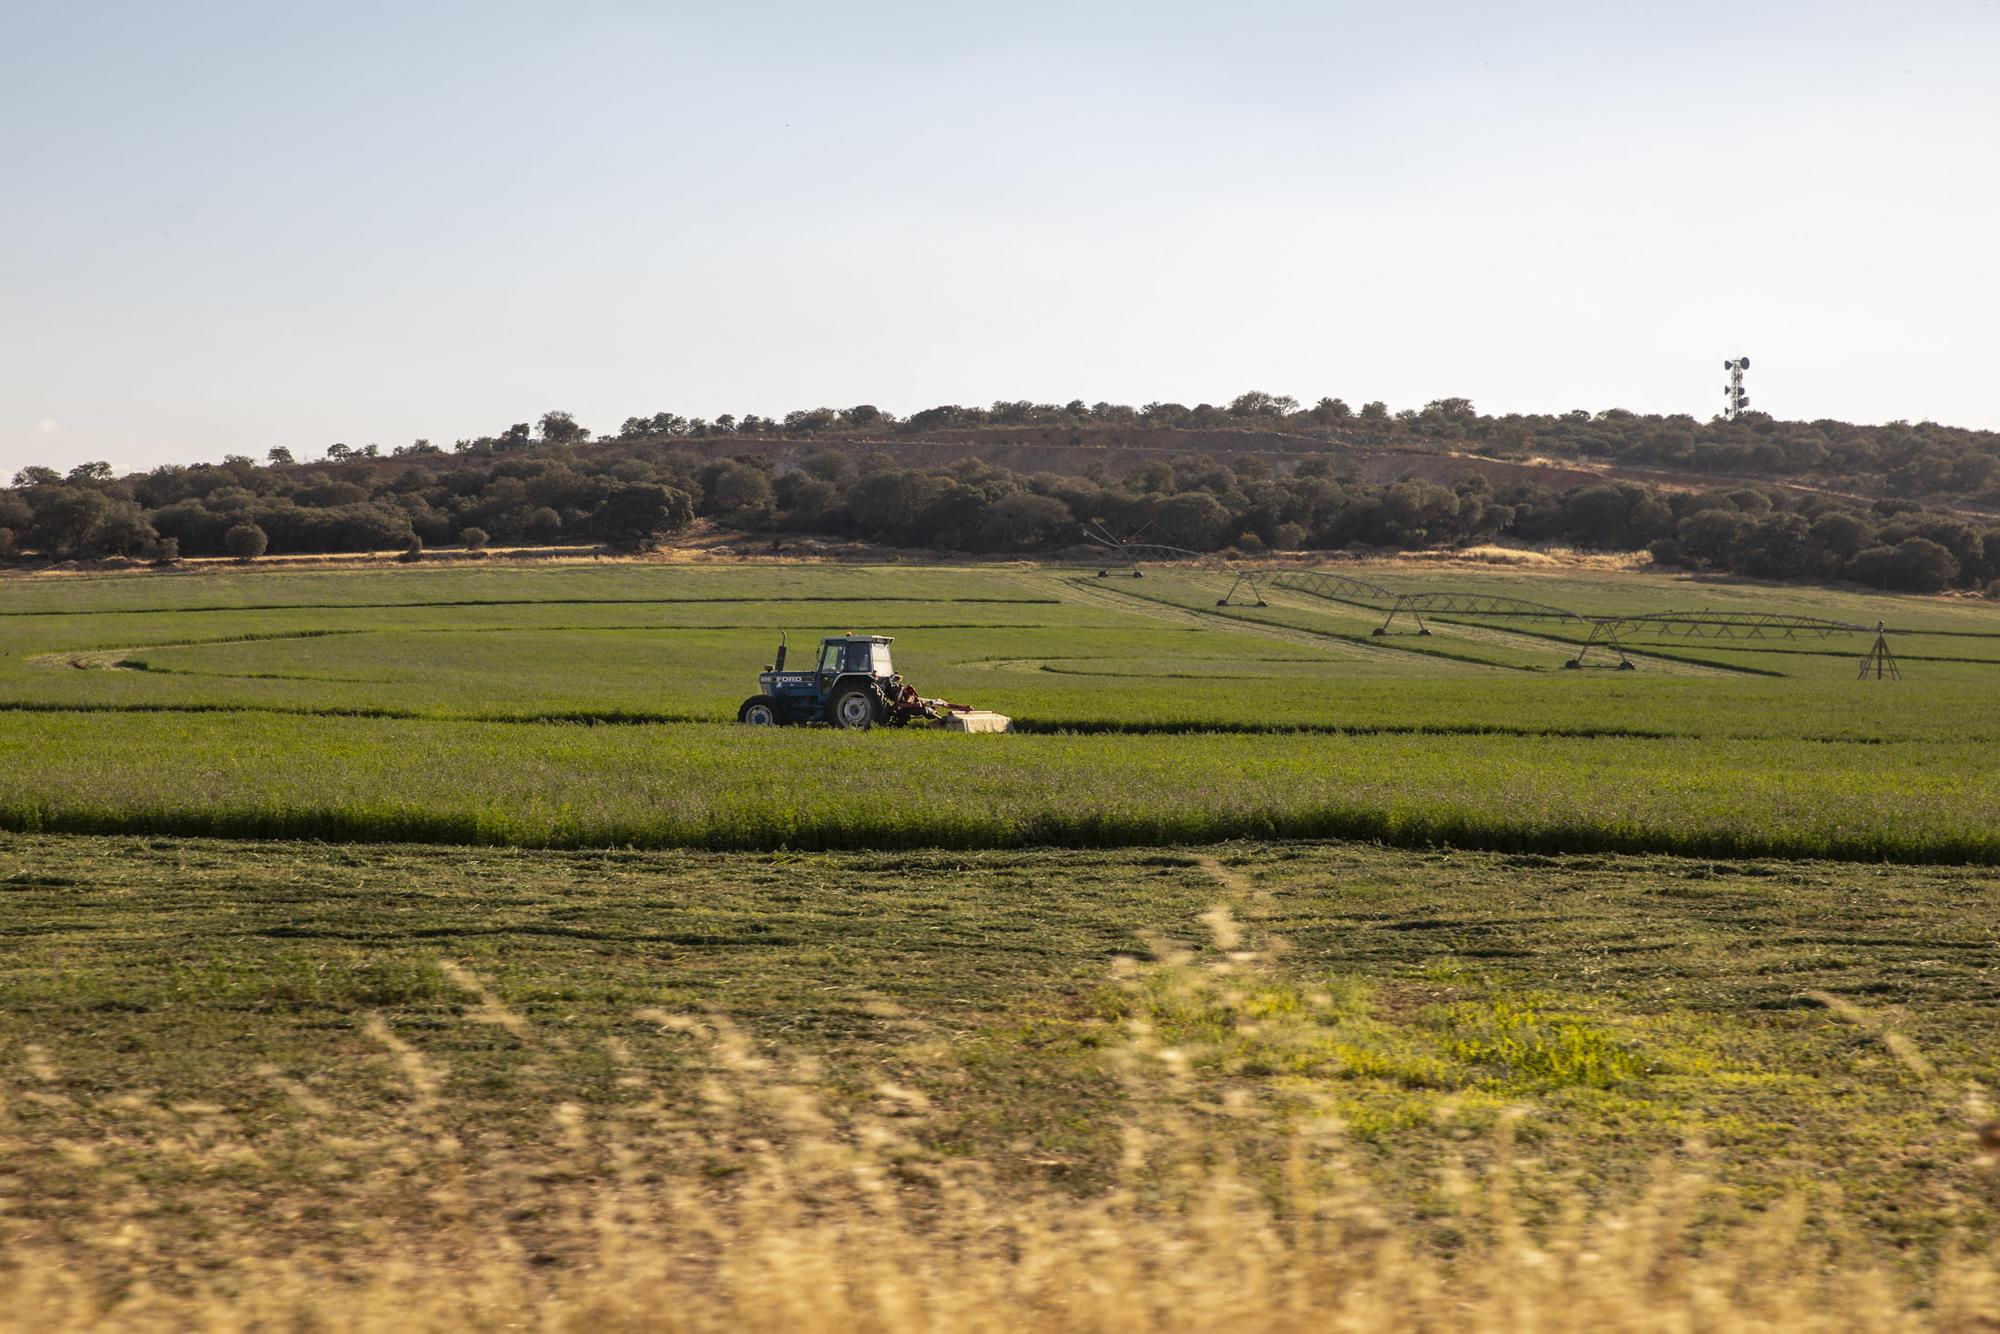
[819,635,894,677]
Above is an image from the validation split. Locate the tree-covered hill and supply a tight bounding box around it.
[5,396,1997,594]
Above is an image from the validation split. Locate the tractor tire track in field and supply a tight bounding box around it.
[0,699,714,725]
[1425,618,1792,677]
[1409,615,1741,678]
[1072,577,1601,673]
[1192,853,1281,924]
[22,631,358,670]
[0,595,1061,619]
[21,622,1084,678]
[1192,854,1254,895]
[1250,590,1750,678]
[1583,639,2000,667]
[29,647,380,685]
[1045,576,1491,669]
[971,656,1321,682]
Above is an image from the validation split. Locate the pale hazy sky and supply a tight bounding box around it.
[4,1,1997,476]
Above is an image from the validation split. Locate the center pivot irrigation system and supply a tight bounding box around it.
[1081,530,1900,678]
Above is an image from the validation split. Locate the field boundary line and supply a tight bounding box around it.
[3,802,1992,866]
[0,698,1974,747]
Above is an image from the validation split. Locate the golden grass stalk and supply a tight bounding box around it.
[3,920,1996,1331]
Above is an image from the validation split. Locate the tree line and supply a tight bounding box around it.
[602,393,1997,507]
[225,393,1996,506]
[5,407,1995,594]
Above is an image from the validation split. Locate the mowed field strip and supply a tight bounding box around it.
[4,833,1999,1299]
[1,562,1996,860]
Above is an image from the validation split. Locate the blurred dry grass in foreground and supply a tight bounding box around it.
[5,911,1997,1332]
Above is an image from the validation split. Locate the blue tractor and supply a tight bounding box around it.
[737,633,909,729]
[737,633,1012,731]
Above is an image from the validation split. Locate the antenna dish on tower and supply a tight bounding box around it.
[1721,355,1751,420]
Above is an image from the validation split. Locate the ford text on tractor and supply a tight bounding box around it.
[736,634,1011,732]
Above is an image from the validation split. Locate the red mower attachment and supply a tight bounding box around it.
[883,680,1013,732]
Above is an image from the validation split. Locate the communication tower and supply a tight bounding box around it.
[1722,356,1751,420]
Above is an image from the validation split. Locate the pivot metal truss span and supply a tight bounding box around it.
[1091,542,1223,571]
[1076,535,1902,676]
[1085,538,1266,605]
[1590,611,1871,640]
[1268,572,1584,637]
[1261,570,1397,611]
[1565,612,1881,670]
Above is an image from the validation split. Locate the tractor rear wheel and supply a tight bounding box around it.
[738,695,783,726]
[831,687,878,730]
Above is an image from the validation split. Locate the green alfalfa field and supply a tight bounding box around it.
[4,558,2000,1328]
[3,560,1999,859]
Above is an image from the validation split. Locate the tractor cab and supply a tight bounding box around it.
[813,635,893,687]
[740,634,900,729]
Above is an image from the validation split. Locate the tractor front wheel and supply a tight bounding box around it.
[738,695,784,726]
[831,687,878,730]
